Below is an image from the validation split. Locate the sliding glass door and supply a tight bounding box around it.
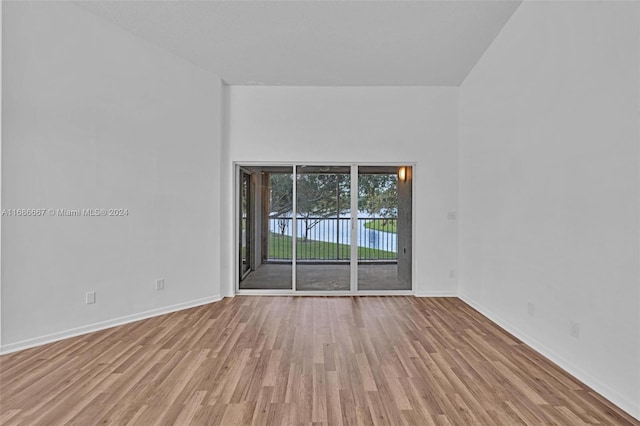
[239,166,293,290]
[237,164,412,293]
[357,166,412,290]
[295,166,351,291]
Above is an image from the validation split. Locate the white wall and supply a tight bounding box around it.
[222,87,459,297]
[0,0,4,348]
[459,1,640,419]
[1,2,223,352]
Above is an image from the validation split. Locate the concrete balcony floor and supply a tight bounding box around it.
[240,263,410,291]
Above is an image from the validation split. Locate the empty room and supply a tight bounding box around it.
[0,0,639,425]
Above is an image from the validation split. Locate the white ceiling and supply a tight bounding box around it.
[78,1,522,86]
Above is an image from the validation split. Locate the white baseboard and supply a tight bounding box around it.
[235,290,416,296]
[415,291,458,297]
[0,295,222,355]
[459,293,640,421]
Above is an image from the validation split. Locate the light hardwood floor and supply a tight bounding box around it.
[0,297,637,425]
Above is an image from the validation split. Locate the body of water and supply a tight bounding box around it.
[269,215,397,253]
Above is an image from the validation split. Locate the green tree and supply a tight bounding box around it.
[358,174,397,219]
[295,173,350,240]
[269,173,350,240]
[269,172,397,239]
[269,174,293,235]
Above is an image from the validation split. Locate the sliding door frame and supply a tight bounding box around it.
[292,165,297,292]
[350,164,358,293]
[234,161,416,296]
[238,167,255,281]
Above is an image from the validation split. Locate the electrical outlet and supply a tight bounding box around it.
[527,302,535,317]
[155,278,165,291]
[447,211,457,221]
[449,270,456,279]
[570,321,580,339]
[86,291,96,304]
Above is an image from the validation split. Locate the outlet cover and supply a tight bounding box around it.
[527,302,535,317]
[86,291,96,304]
[156,278,165,291]
[570,321,580,339]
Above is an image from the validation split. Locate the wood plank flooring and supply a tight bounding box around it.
[0,297,637,425]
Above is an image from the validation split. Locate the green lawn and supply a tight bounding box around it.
[364,219,397,233]
[268,232,396,260]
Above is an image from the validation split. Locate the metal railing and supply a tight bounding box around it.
[268,217,397,262]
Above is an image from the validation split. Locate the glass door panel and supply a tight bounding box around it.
[239,166,293,290]
[239,170,252,280]
[357,166,412,290]
[296,166,351,291]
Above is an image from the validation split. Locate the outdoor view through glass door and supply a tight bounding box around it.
[296,166,351,291]
[357,166,412,290]
[237,164,412,293]
[239,166,293,290]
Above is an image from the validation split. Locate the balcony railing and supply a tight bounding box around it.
[268,217,397,262]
